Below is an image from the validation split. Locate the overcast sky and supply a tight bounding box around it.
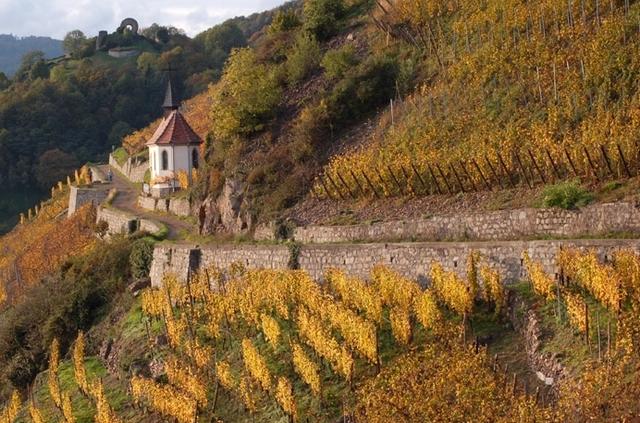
[0,0,286,39]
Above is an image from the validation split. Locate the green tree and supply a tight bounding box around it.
[15,50,45,81]
[303,0,345,40]
[129,239,155,280]
[199,21,247,58]
[321,44,358,80]
[63,30,87,57]
[211,48,282,138]
[287,33,321,84]
[269,9,301,33]
[34,149,78,189]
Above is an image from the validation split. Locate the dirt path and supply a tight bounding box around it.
[98,165,195,240]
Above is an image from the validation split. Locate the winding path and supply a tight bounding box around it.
[97,164,195,240]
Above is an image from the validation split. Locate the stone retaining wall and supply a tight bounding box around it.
[294,202,640,243]
[109,153,148,183]
[68,186,109,217]
[138,196,192,217]
[97,207,163,237]
[150,243,291,287]
[150,239,640,287]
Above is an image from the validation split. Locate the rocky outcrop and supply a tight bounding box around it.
[199,178,253,235]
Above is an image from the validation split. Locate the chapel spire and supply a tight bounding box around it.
[162,77,180,116]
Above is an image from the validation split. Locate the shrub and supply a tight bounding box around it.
[539,181,594,209]
[287,33,321,84]
[269,10,301,33]
[321,45,358,80]
[327,53,399,125]
[210,48,282,138]
[303,0,345,40]
[129,238,155,280]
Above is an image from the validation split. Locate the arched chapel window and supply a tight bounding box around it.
[161,150,169,170]
[192,149,199,169]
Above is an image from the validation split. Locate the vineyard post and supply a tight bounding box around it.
[459,161,478,191]
[535,67,543,102]
[386,165,405,195]
[462,312,467,345]
[528,149,547,184]
[607,320,611,357]
[361,170,381,199]
[534,386,540,405]
[599,145,614,177]
[502,364,509,390]
[596,0,600,26]
[326,174,346,201]
[427,164,444,194]
[337,172,356,199]
[545,149,561,180]
[514,152,533,189]
[436,164,453,194]
[596,312,602,361]
[552,62,558,104]
[375,168,390,196]
[450,164,466,192]
[497,153,516,188]
[400,165,416,195]
[511,373,517,394]
[616,144,632,178]
[318,176,334,200]
[349,170,366,197]
[564,148,579,177]
[472,158,491,190]
[410,163,428,193]
[583,147,600,182]
[584,302,589,346]
[484,156,504,189]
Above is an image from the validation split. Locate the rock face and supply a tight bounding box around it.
[199,178,252,235]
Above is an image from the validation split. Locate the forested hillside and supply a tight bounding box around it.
[0,35,62,76]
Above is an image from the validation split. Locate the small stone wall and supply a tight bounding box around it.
[138,196,191,217]
[150,243,291,287]
[68,186,109,217]
[150,239,640,287]
[509,293,567,390]
[109,153,148,183]
[97,207,162,237]
[294,202,640,243]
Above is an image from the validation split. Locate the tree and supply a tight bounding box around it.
[303,0,345,40]
[0,72,9,90]
[269,10,301,33]
[34,149,78,189]
[63,30,87,57]
[210,48,282,138]
[287,33,321,84]
[15,50,45,81]
[199,21,247,57]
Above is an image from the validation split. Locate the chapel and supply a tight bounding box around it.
[147,80,203,197]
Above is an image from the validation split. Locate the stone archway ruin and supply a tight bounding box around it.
[117,18,139,34]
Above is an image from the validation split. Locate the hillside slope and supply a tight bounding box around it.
[0,34,62,76]
[118,0,640,231]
